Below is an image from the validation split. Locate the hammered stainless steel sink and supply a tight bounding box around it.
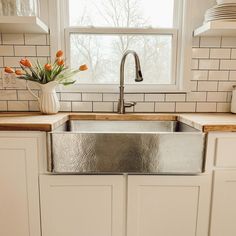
[47,120,206,175]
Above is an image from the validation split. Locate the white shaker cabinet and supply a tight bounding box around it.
[127,175,211,236]
[40,175,125,236]
[207,133,236,236]
[0,132,44,236]
[210,170,236,236]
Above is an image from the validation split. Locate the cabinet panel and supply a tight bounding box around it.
[215,137,236,167]
[0,135,41,236]
[127,175,211,236]
[210,170,236,236]
[40,175,125,236]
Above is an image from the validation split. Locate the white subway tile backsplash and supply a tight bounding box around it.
[231,49,236,59]
[0,33,236,113]
[220,60,236,70]
[189,81,198,91]
[0,45,14,56]
[2,34,24,45]
[229,71,236,81]
[61,93,81,101]
[25,34,47,45]
[155,102,175,112]
[8,101,28,111]
[60,101,72,111]
[218,82,236,91]
[200,37,221,48]
[209,71,229,81]
[36,46,50,56]
[196,102,217,112]
[0,90,17,100]
[166,94,186,102]
[0,101,7,111]
[125,94,144,102]
[217,103,230,112]
[191,59,199,69]
[207,92,227,102]
[0,57,3,67]
[72,102,92,112]
[4,57,22,67]
[192,37,200,48]
[82,93,102,101]
[192,70,208,81]
[29,101,39,111]
[187,92,207,102]
[17,90,38,100]
[221,37,236,48]
[134,102,155,112]
[14,46,36,56]
[144,94,165,102]
[199,59,219,70]
[210,49,231,59]
[227,92,232,102]
[176,102,196,112]
[192,48,209,58]
[93,102,113,112]
[198,81,218,91]
[103,93,119,101]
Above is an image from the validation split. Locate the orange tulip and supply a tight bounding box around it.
[15,69,25,75]
[20,59,32,68]
[56,50,63,58]
[57,59,64,66]
[79,64,88,71]
[44,63,52,71]
[4,67,14,73]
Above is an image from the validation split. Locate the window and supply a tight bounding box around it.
[61,0,188,92]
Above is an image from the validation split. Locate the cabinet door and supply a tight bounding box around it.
[40,175,125,236]
[0,134,41,236]
[210,170,236,236]
[127,175,211,236]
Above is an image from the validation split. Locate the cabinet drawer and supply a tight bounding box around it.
[215,137,236,167]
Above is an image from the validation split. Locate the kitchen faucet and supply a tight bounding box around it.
[117,50,143,114]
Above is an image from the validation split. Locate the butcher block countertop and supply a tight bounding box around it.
[0,112,236,132]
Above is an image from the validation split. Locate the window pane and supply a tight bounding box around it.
[69,0,174,28]
[70,34,172,84]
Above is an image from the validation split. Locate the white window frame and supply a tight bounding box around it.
[49,0,193,93]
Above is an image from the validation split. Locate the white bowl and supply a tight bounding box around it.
[217,0,236,4]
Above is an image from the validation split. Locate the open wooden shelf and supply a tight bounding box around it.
[0,16,49,33]
[194,21,236,37]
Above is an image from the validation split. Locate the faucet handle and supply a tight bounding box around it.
[124,101,136,108]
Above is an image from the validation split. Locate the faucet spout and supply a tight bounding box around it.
[118,50,143,114]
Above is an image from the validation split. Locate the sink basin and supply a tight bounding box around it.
[48,120,205,174]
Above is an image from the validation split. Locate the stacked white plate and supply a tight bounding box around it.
[204,3,236,23]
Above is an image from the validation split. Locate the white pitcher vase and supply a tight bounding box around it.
[27,81,60,114]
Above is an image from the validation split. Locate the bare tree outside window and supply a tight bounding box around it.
[69,0,174,84]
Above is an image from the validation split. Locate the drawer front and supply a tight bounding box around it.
[215,137,236,167]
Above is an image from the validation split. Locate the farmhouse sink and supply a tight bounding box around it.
[47,120,205,174]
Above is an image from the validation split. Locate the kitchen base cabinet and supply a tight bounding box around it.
[40,175,125,236]
[0,133,43,236]
[210,170,236,236]
[127,175,211,236]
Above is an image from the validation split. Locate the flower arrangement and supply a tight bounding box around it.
[4,50,88,86]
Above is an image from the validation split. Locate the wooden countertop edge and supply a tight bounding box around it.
[0,112,236,132]
[0,113,69,131]
[0,123,53,131]
[203,125,236,132]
